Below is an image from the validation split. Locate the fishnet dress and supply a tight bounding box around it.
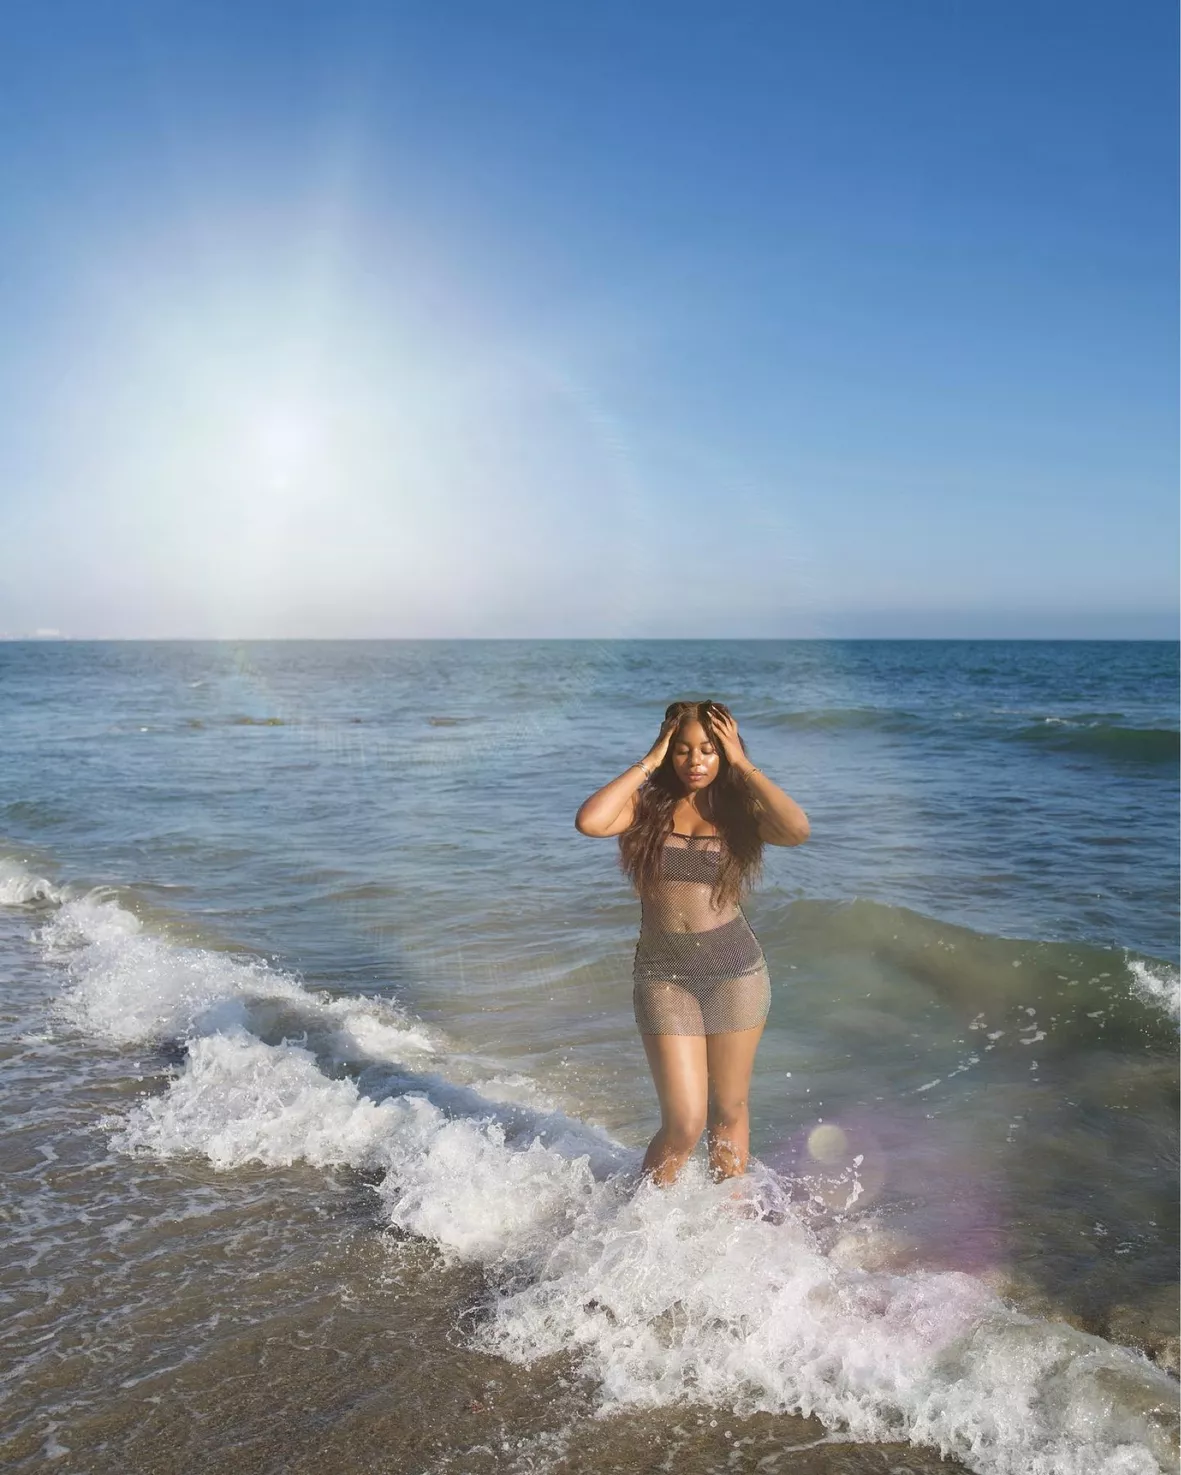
[632,832,771,1036]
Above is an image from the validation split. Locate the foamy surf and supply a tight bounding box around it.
[40,886,438,1057]
[1127,959,1181,1025]
[14,872,1176,1475]
[0,855,61,906]
[477,1172,1178,1474]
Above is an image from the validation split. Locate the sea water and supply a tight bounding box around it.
[0,639,1177,1474]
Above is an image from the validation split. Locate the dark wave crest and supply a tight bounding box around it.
[1009,721,1180,764]
[750,707,930,734]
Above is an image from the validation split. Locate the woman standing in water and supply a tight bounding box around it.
[576,701,810,1185]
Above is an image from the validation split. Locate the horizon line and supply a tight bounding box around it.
[1,634,1177,645]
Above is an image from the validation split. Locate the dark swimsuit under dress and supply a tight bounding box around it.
[632,831,771,1037]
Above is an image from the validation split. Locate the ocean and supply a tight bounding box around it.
[1,638,1177,1475]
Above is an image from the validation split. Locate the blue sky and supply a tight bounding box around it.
[0,1,1175,638]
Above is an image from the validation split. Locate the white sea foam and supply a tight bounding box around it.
[38,885,1181,1475]
[110,1031,401,1171]
[1126,958,1180,1025]
[478,1172,1177,1473]
[0,857,62,906]
[41,889,437,1057]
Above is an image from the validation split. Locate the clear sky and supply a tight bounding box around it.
[0,1,1176,638]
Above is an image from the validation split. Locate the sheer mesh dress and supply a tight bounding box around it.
[632,832,771,1036]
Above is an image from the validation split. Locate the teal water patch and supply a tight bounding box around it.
[1009,720,1180,764]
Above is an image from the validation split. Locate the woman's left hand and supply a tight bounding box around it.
[706,704,748,770]
[709,703,811,845]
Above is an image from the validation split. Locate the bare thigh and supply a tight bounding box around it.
[706,1022,765,1119]
[641,1031,709,1137]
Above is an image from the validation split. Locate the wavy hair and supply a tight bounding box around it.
[619,700,763,908]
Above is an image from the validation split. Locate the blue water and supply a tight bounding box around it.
[4,639,1176,967]
[1,639,1177,1474]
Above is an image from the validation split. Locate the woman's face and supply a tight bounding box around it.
[670,718,720,794]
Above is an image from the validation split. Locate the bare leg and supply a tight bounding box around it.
[705,1020,765,1181]
[639,1031,708,1185]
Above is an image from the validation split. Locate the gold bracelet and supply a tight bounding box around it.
[741,765,761,783]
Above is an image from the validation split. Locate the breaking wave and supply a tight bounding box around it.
[3,862,1172,1475]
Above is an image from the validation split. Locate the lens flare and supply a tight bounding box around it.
[807,1123,849,1164]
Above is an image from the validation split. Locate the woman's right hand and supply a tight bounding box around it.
[645,715,678,769]
[576,714,679,836]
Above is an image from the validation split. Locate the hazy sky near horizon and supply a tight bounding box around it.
[1,1,1176,639]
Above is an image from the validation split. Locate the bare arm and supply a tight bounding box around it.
[709,707,810,847]
[575,720,675,836]
[733,762,810,846]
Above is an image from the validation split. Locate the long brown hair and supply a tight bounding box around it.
[619,700,763,908]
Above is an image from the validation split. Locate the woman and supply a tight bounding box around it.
[575,701,810,1186]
